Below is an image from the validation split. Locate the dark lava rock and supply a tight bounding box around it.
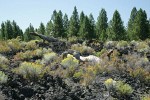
[20,86,34,97]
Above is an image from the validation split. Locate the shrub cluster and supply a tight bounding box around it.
[14,62,44,81]
[24,40,39,50]
[94,48,107,57]
[124,54,150,84]
[71,44,95,55]
[116,40,129,49]
[104,78,133,96]
[0,41,11,53]
[115,81,133,96]
[0,38,24,54]
[68,36,78,43]
[104,41,117,49]
[141,95,150,100]
[41,52,57,65]
[14,48,52,61]
[135,42,150,53]
[7,38,22,52]
[61,54,79,68]
[0,71,8,84]
[0,55,9,69]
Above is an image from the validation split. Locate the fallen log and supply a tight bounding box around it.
[30,32,70,52]
[30,32,59,42]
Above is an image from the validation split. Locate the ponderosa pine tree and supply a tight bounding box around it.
[12,20,23,39]
[24,24,35,41]
[38,22,45,35]
[132,8,149,40]
[0,22,5,40]
[5,20,13,39]
[79,11,85,24]
[51,10,57,21]
[46,20,53,36]
[149,19,150,37]
[109,10,126,40]
[0,29,1,40]
[88,13,96,39]
[63,13,69,38]
[51,10,64,37]
[0,20,23,40]
[79,16,91,39]
[12,20,18,38]
[68,6,79,37]
[96,8,108,41]
[127,7,137,40]
[79,11,85,36]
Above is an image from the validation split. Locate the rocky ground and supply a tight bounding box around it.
[0,39,150,100]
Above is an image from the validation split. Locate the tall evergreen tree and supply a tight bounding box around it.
[50,10,64,37]
[0,29,1,40]
[68,6,79,37]
[79,11,85,24]
[51,10,57,21]
[133,9,149,40]
[96,8,108,41]
[127,7,137,40]
[38,22,45,35]
[46,20,53,36]
[149,18,150,37]
[79,11,85,36]
[54,10,64,37]
[24,24,35,41]
[0,22,5,40]
[80,16,91,39]
[107,20,114,40]
[5,20,13,39]
[18,29,23,40]
[12,20,18,38]
[109,10,125,40]
[63,13,69,37]
[12,20,23,38]
[0,20,23,40]
[88,13,96,39]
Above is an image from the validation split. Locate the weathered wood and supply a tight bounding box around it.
[30,32,59,42]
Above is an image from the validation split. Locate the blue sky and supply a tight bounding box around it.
[0,0,150,31]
